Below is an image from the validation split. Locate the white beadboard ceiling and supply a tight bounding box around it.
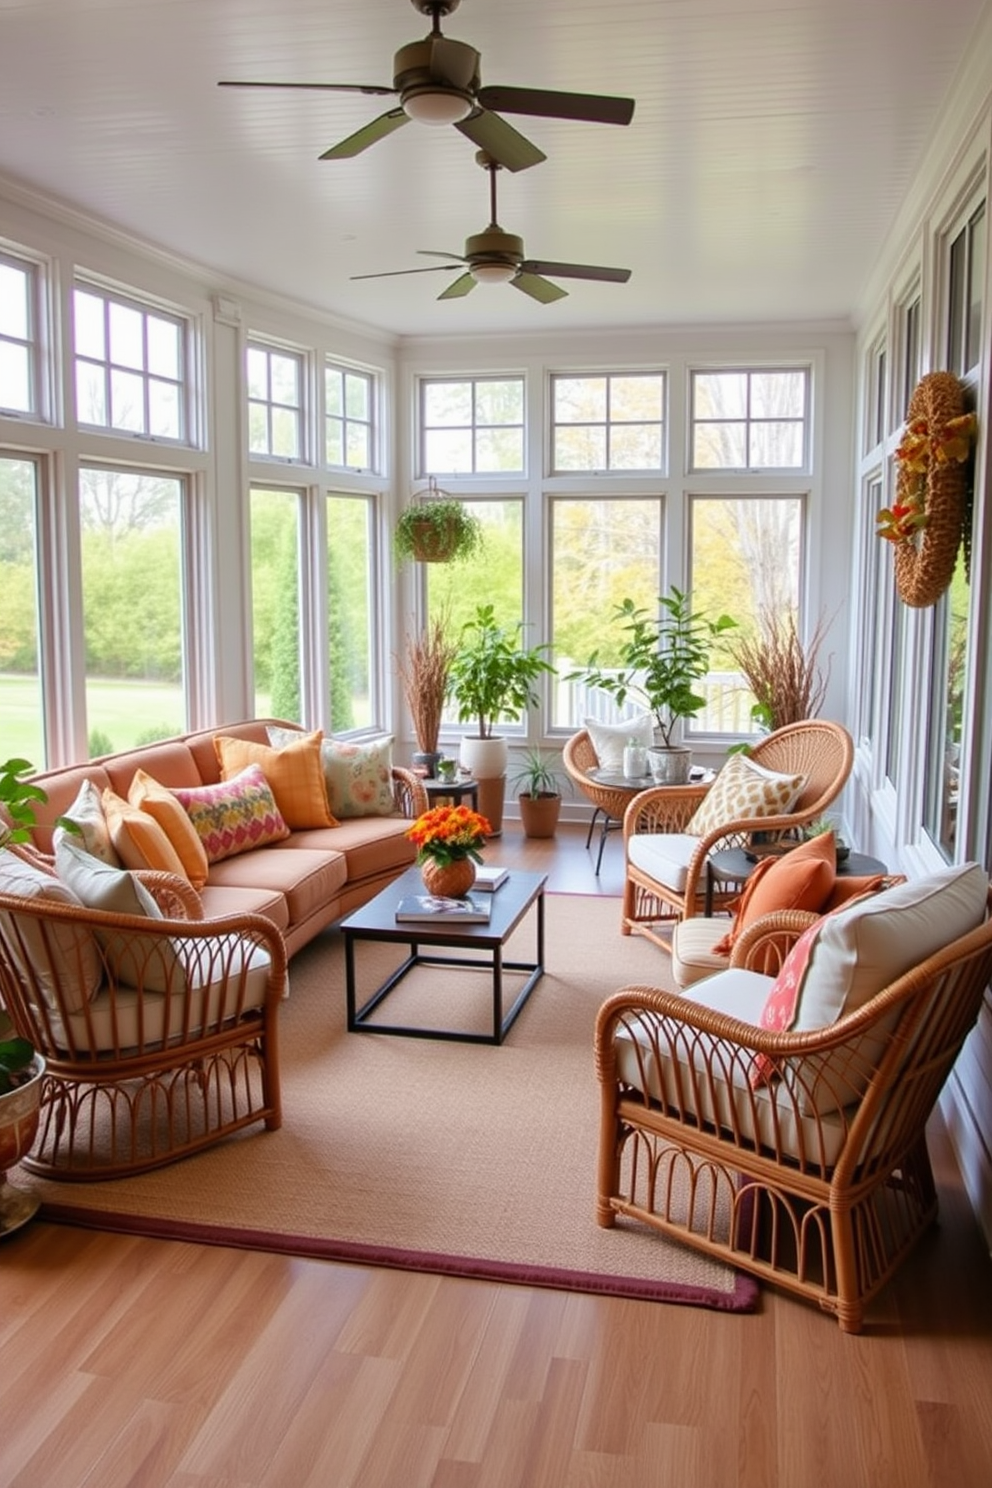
[0,0,987,339]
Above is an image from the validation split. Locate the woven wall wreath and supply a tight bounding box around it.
[875,371,977,608]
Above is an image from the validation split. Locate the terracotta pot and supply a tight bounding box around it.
[518,792,561,839]
[0,1054,45,1237]
[420,857,477,898]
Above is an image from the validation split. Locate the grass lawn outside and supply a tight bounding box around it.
[0,673,186,767]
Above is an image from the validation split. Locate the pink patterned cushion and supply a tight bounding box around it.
[173,764,290,863]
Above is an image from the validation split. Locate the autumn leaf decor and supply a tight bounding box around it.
[875,371,978,607]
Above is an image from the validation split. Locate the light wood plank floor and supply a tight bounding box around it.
[2,823,992,1488]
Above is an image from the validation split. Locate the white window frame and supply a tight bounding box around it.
[73,278,191,445]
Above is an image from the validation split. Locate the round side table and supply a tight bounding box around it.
[705,845,888,915]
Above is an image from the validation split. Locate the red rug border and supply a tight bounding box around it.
[39,1202,760,1312]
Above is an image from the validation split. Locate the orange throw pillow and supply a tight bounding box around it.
[101,789,189,880]
[128,768,210,890]
[214,730,337,830]
[712,830,837,957]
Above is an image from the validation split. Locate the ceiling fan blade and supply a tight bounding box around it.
[350,264,461,282]
[476,85,634,127]
[320,108,409,160]
[455,109,546,172]
[512,273,568,304]
[417,249,469,262]
[521,259,631,283]
[218,80,395,97]
[438,273,478,300]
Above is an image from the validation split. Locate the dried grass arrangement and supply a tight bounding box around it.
[396,615,459,757]
[730,610,832,731]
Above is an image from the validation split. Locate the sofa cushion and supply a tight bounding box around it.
[173,765,290,863]
[54,837,181,993]
[215,731,337,830]
[102,790,190,879]
[711,830,837,958]
[198,883,290,932]
[685,754,806,839]
[0,847,102,1013]
[103,741,202,797]
[52,777,121,866]
[268,725,396,819]
[584,713,654,772]
[204,845,347,928]
[128,768,209,889]
[284,817,416,884]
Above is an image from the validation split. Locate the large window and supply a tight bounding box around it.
[550,497,663,729]
[327,494,375,730]
[690,368,809,471]
[420,377,524,475]
[0,255,38,417]
[79,466,187,757]
[249,488,302,723]
[690,495,805,733]
[325,363,375,472]
[0,454,44,763]
[923,194,985,858]
[248,342,304,460]
[74,285,186,441]
[550,373,665,472]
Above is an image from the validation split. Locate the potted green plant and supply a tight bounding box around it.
[448,604,557,834]
[567,587,736,784]
[509,747,569,838]
[394,482,485,566]
[0,758,50,1235]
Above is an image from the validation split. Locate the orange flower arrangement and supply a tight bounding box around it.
[405,804,492,868]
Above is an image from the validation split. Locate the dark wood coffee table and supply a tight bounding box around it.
[341,867,547,1044]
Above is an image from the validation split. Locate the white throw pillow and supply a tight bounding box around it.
[0,847,102,1013]
[52,777,121,866]
[55,837,182,993]
[584,714,654,773]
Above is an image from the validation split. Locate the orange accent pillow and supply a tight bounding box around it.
[712,830,837,958]
[128,768,210,890]
[101,789,189,880]
[214,731,337,830]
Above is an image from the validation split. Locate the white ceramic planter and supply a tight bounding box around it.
[647,745,693,785]
[459,735,510,780]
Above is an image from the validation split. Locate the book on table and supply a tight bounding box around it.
[473,865,508,892]
[395,894,492,924]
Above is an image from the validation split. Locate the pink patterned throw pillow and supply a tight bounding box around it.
[173,764,290,863]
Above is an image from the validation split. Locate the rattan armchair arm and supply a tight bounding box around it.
[621,782,711,838]
[133,868,205,920]
[391,766,428,818]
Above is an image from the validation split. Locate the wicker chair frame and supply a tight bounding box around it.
[563,729,709,873]
[595,889,992,1332]
[621,719,854,947]
[0,869,286,1180]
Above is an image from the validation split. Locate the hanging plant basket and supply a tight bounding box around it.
[394,478,485,566]
[875,372,977,609]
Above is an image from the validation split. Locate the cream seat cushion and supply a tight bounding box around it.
[627,832,700,894]
[613,966,849,1167]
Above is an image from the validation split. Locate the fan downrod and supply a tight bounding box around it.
[410,0,460,19]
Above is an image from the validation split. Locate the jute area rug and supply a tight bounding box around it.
[32,892,757,1313]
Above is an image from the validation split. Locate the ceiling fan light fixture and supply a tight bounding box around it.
[470,260,517,285]
[401,86,472,125]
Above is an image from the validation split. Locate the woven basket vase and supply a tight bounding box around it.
[420,858,477,898]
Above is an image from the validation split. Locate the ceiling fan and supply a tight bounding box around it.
[218,0,635,173]
[350,153,631,302]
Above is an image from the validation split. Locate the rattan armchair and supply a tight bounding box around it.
[595,887,992,1333]
[563,729,709,873]
[0,867,286,1180]
[622,719,854,946]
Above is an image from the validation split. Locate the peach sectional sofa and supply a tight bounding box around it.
[24,719,428,957]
